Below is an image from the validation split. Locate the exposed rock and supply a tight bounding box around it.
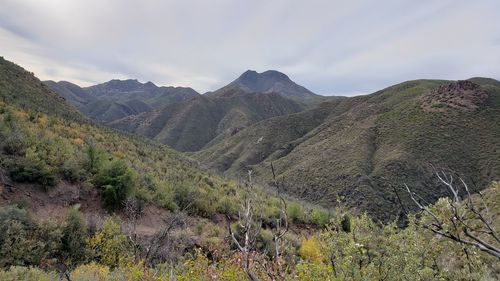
[421,80,489,112]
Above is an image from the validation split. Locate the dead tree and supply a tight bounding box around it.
[404,169,500,259]
[124,196,143,257]
[144,211,187,266]
[227,170,261,281]
[270,163,289,259]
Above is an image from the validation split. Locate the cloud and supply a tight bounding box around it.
[0,0,499,95]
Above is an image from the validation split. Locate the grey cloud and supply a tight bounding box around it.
[0,0,499,95]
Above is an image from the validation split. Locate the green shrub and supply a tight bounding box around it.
[94,160,138,210]
[87,217,132,267]
[0,220,29,267]
[310,208,330,227]
[287,202,306,224]
[2,131,29,155]
[61,207,88,266]
[85,145,106,174]
[174,183,196,211]
[8,159,57,189]
[61,158,87,183]
[0,266,61,281]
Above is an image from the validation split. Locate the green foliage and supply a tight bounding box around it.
[176,248,246,281]
[0,266,61,281]
[287,202,305,224]
[94,160,138,210]
[86,217,132,267]
[62,207,88,266]
[293,260,336,281]
[8,159,57,189]
[0,220,29,267]
[310,207,330,227]
[61,157,87,183]
[0,205,63,268]
[2,130,29,155]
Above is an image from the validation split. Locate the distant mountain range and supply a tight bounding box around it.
[45,66,500,220]
[46,69,328,151]
[44,79,199,123]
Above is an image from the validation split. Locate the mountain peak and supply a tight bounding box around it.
[238,70,290,82]
[210,69,318,99]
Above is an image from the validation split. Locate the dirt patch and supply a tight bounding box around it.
[0,181,105,222]
[0,180,196,239]
[421,80,489,113]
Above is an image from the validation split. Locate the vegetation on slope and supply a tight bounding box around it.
[45,79,199,123]
[0,182,498,280]
[110,91,305,151]
[195,79,500,220]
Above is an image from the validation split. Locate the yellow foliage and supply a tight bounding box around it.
[38,113,49,126]
[13,109,28,120]
[113,150,125,159]
[71,263,110,281]
[73,138,84,146]
[86,218,132,267]
[299,237,323,263]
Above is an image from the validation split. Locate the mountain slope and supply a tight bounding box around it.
[0,57,330,239]
[43,80,97,109]
[195,79,500,219]
[0,57,84,121]
[45,79,199,122]
[110,90,304,151]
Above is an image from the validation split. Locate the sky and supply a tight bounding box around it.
[0,0,499,96]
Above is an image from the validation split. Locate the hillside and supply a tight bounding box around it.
[45,79,199,122]
[0,58,84,122]
[110,90,305,151]
[195,79,500,220]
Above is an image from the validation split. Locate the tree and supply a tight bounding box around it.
[404,169,500,259]
[87,217,132,267]
[227,170,261,281]
[94,160,137,210]
[61,207,88,266]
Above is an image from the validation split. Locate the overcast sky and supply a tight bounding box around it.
[1,0,499,96]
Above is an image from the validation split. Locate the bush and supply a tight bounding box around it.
[86,217,132,267]
[310,208,330,227]
[299,237,322,263]
[0,220,29,267]
[173,183,196,211]
[2,131,29,155]
[61,208,88,266]
[0,266,61,281]
[287,202,306,224]
[94,160,138,210]
[61,158,87,183]
[8,159,57,189]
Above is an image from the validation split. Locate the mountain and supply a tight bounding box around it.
[45,79,199,122]
[43,80,97,109]
[84,79,199,107]
[110,90,304,151]
[194,78,500,220]
[206,70,330,105]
